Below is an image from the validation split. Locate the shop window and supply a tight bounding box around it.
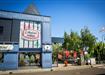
[19,52,40,66]
[0,52,4,63]
[0,26,3,34]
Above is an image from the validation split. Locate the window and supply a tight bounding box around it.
[0,26,3,34]
[0,52,4,63]
[19,52,40,66]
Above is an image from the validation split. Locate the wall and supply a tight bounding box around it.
[0,19,12,42]
[0,44,19,70]
[41,22,52,68]
[11,20,20,42]
[0,19,20,42]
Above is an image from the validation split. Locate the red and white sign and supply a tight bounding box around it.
[19,21,41,48]
[22,29,39,41]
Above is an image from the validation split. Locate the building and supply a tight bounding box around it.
[0,3,52,70]
[52,37,64,45]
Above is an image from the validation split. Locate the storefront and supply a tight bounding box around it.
[0,4,52,70]
[19,52,41,66]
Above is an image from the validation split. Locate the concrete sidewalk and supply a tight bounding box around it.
[0,64,104,75]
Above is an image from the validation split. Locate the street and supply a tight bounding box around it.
[2,67,105,75]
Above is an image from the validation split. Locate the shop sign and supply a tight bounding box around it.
[44,45,51,51]
[0,44,13,51]
[22,29,39,41]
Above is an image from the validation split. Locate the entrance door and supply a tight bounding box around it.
[19,52,40,66]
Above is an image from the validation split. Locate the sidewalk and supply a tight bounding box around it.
[0,64,104,75]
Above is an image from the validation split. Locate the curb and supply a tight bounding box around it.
[52,65,91,71]
[0,64,104,75]
[0,68,52,75]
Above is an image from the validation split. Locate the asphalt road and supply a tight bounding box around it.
[2,67,105,75]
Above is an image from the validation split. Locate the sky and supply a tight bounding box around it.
[0,0,105,41]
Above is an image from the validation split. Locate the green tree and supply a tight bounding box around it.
[80,27,96,57]
[52,43,62,63]
[68,31,81,51]
[63,31,81,51]
[62,32,69,49]
[94,42,105,62]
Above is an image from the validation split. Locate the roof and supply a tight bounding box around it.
[52,37,64,44]
[0,2,50,21]
[0,10,50,22]
[0,9,50,17]
[23,3,40,15]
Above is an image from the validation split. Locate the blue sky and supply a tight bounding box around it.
[0,0,105,41]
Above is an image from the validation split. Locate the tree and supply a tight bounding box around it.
[94,42,105,62]
[62,31,82,51]
[68,31,81,51]
[80,27,96,57]
[52,43,62,63]
[62,32,69,49]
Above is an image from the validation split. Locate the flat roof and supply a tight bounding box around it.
[52,37,64,43]
[0,10,50,17]
[0,10,51,22]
